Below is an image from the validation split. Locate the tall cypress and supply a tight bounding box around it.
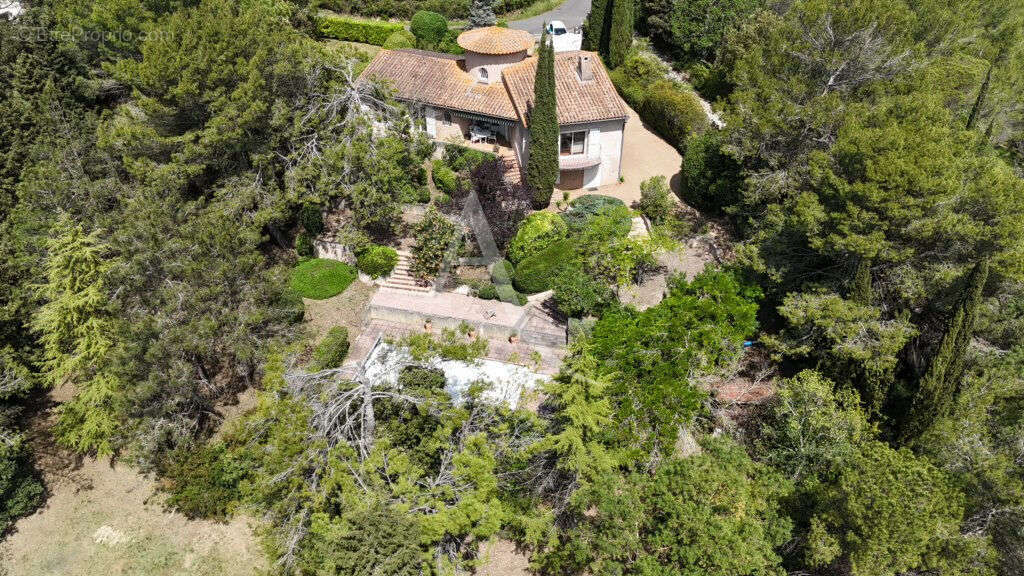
[582,0,611,55]
[607,0,633,68]
[903,259,989,441]
[526,32,559,208]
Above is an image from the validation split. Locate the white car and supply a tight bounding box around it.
[546,20,568,36]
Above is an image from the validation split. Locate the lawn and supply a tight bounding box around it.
[290,258,358,300]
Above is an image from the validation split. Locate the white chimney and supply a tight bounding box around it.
[578,54,594,82]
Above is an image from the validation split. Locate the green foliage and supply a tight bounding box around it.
[319,0,471,20]
[680,130,743,214]
[0,433,44,534]
[490,258,516,286]
[506,212,568,264]
[357,245,399,278]
[431,159,459,196]
[607,0,633,69]
[513,239,577,294]
[809,441,967,576]
[588,268,760,457]
[582,0,613,56]
[162,441,246,520]
[410,11,449,49]
[640,82,708,150]
[411,206,459,280]
[636,175,673,224]
[469,0,497,28]
[299,204,324,236]
[294,231,314,258]
[316,14,404,46]
[290,259,358,300]
[442,144,496,172]
[552,266,614,317]
[607,49,667,109]
[298,506,425,576]
[562,194,629,233]
[526,33,559,208]
[313,327,350,370]
[641,0,763,65]
[382,29,417,49]
[400,328,489,362]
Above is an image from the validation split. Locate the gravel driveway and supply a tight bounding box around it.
[508,0,591,34]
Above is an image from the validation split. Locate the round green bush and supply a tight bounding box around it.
[476,283,498,300]
[410,10,448,48]
[382,29,416,49]
[506,212,568,264]
[357,245,399,278]
[313,326,350,370]
[295,231,314,258]
[563,195,630,233]
[513,239,578,294]
[432,160,458,195]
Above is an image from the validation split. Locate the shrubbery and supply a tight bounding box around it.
[641,83,708,151]
[431,159,459,195]
[552,265,614,317]
[313,327,351,370]
[357,244,399,278]
[513,239,577,294]
[382,29,416,49]
[295,231,314,258]
[411,206,459,279]
[316,14,404,46]
[563,194,630,234]
[443,144,496,172]
[410,11,448,49]
[0,435,44,533]
[506,212,568,263]
[162,441,245,520]
[299,203,324,236]
[680,131,743,215]
[320,0,470,20]
[491,258,516,285]
[637,175,674,224]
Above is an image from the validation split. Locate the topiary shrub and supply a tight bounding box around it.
[641,81,709,151]
[290,258,358,299]
[506,212,568,264]
[313,327,350,370]
[637,175,674,224]
[513,239,578,294]
[357,245,399,278]
[295,231,314,258]
[432,159,458,195]
[382,29,416,49]
[410,10,448,49]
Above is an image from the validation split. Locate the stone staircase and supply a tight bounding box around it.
[498,149,522,185]
[381,250,431,293]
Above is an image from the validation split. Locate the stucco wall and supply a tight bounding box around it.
[557,119,625,187]
[464,50,529,84]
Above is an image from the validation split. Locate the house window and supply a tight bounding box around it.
[443,111,452,125]
[479,68,489,81]
[560,130,586,156]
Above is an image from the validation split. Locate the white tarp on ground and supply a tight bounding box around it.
[359,339,548,410]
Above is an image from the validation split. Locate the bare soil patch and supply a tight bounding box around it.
[302,278,378,343]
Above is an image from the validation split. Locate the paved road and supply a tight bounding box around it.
[508,0,591,35]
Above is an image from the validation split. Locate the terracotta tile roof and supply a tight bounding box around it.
[457,26,534,55]
[359,49,626,127]
[361,49,518,120]
[502,51,628,126]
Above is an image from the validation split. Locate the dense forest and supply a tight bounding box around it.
[1,1,1023,575]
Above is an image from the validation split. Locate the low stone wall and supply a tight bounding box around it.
[314,239,355,265]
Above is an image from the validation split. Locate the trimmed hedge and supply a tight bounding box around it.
[443,144,496,172]
[410,10,448,49]
[313,327,350,370]
[316,14,404,46]
[641,82,709,152]
[432,159,458,195]
[513,239,578,294]
[290,258,358,300]
[382,29,416,49]
[507,212,568,264]
[357,245,399,278]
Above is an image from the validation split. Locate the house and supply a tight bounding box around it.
[360,26,628,190]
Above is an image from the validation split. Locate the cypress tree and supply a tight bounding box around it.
[607,0,633,68]
[582,0,611,55]
[966,64,992,130]
[851,257,872,305]
[526,32,559,208]
[902,259,989,442]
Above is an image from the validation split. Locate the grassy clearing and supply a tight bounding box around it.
[290,258,358,300]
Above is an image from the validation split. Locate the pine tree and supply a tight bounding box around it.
[468,0,497,28]
[31,216,124,454]
[581,0,611,54]
[607,0,633,68]
[526,32,559,208]
[903,259,989,442]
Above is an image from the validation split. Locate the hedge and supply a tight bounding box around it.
[432,159,458,195]
[313,327,350,370]
[357,244,399,278]
[382,29,416,49]
[316,14,404,46]
[506,212,568,264]
[513,239,578,294]
[639,82,708,151]
[443,144,496,172]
